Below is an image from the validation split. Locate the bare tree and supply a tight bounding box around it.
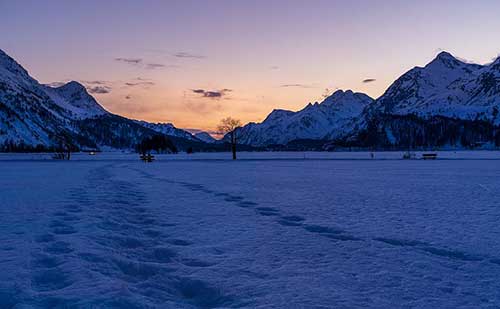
[217,117,242,160]
[53,131,73,160]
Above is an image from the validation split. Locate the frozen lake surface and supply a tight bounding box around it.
[1,152,500,308]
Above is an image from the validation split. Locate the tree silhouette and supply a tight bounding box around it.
[217,117,242,160]
[137,135,177,154]
[53,131,74,160]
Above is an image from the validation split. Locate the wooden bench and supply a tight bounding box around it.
[422,153,437,160]
[140,154,155,162]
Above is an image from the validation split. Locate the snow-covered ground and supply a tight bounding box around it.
[1,152,500,308]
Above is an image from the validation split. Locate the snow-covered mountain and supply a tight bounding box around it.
[235,90,373,146]
[0,49,77,148]
[194,132,217,143]
[370,51,500,124]
[2,47,499,151]
[351,51,500,149]
[0,49,198,151]
[235,52,500,148]
[136,121,197,141]
[43,81,108,119]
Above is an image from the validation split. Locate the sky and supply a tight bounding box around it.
[2,0,500,134]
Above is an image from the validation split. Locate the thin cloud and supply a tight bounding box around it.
[191,88,232,99]
[145,49,205,59]
[280,84,313,88]
[204,91,223,98]
[125,81,155,87]
[174,52,205,59]
[362,78,376,83]
[81,80,109,85]
[87,86,111,94]
[146,63,180,70]
[115,57,143,65]
[115,58,175,70]
[146,63,166,69]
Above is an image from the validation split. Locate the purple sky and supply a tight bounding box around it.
[2,0,500,132]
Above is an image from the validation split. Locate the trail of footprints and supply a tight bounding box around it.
[160,175,500,268]
[30,166,494,307]
[30,195,84,296]
[27,166,233,308]
[172,179,364,243]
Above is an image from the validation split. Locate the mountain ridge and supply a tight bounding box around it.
[232,51,500,149]
[2,49,500,151]
[234,90,373,146]
[369,51,500,123]
[0,49,201,151]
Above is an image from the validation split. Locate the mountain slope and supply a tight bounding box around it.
[194,132,217,143]
[43,81,108,119]
[235,90,373,146]
[0,49,78,148]
[0,49,200,151]
[136,121,197,141]
[349,52,500,149]
[370,51,500,124]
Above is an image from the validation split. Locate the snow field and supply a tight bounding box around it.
[1,153,500,307]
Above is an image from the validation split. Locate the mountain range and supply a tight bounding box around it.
[235,90,373,146]
[233,51,500,150]
[194,132,217,143]
[0,49,217,152]
[1,49,499,152]
[370,52,500,122]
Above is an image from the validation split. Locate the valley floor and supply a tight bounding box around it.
[1,152,500,308]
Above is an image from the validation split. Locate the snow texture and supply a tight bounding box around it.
[1,152,500,308]
[372,51,500,124]
[235,90,373,146]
